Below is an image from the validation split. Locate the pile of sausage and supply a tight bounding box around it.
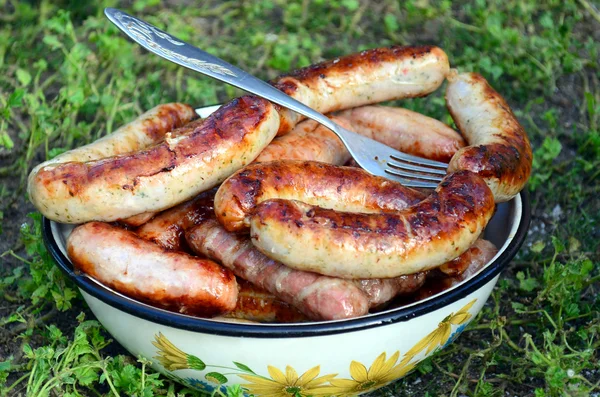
[28,45,532,322]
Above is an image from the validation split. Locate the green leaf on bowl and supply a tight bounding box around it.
[233,361,256,374]
[205,372,228,385]
[187,355,206,371]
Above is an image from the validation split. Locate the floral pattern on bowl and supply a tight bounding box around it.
[152,299,477,396]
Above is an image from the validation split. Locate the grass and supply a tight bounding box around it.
[0,0,599,396]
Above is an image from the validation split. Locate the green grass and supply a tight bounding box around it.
[1,0,599,396]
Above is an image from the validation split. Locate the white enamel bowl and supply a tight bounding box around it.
[44,192,529,396]
[42,105,530,396]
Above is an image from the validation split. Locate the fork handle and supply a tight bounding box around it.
[104,8,339,132]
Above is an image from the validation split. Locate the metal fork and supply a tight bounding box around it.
[105,8,447,188]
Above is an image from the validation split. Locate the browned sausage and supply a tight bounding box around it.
[362,240,495,306]
[256,103,464,165]
[254,116,351,165]
[214,160,425,233]
[416,239,498,300]
[140,191,426,315]
[249,171,495,278]
[446,71,532,202]
[67,222,238,316]
[335,105,465,163]
[272,45,450,135]
[29,96,280,223]
[224,280,308,323]
[354,274,426,308]
[30,103,197,166]
[27,103,198,226]
[438,238,498,277]
[136,189,217,251]
[186,218,370,321]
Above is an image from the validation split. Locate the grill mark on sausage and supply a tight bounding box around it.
[34,96,272,201]
[268,45,449,136]
[215,160,425,232]
[250,171,495,278]
[447,72,532,202]
[186,218,370,320]
[135,189,217,252]
[67,222,237,316]
[278,45,436,85]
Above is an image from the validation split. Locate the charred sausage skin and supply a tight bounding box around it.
[255,116,351,165]
[336,105,465,163]
[29,96,280,223]
[249,171,495,279]
[67,222,238,316]
[28,103,197,226]
[214,160,425,233]
[446,71,532,202]
[186,218,370,321]
[272,45,450,135]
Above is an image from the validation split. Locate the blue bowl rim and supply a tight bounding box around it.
[43,190,531,338]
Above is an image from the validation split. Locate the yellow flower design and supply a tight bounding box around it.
[239,365,337,397]
[151,299,478,395]
[401,299,477,364]
[315,351,416,396]
[152,332,206,371]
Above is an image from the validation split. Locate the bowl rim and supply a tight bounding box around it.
[42,189,531,338]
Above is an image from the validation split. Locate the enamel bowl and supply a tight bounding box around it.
[42,105,531,396]
[43,190,529,396]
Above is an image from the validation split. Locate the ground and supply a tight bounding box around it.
[0,1,599,396]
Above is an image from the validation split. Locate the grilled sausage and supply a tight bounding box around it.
[136,189,217,251]
[446,71,532,202]
[225,280,308,323]
[186,218,370,321]
[27,103,197,225]
[118,212,157,227]
[249,171,495,279]
[30,103,196,167]
[214,160,426,233]
[142,191,425,316]
[438,238,497,277]
[353,274,426,308]
[254,116,351,165]
[67,222,238,316]
[336,106,465,162]
[29,96,280,223]
[256,102,463,165]
[356,239,496,307]
[273,45,450,135]
[416,239,498,300]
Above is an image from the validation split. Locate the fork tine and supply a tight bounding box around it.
[387,159,447,176]
[384,166,444,182]
[384,171,439,188]
[389,153,448,169]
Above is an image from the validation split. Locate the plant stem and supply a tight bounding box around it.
[3,372,30,396]
[578,0,600,24]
